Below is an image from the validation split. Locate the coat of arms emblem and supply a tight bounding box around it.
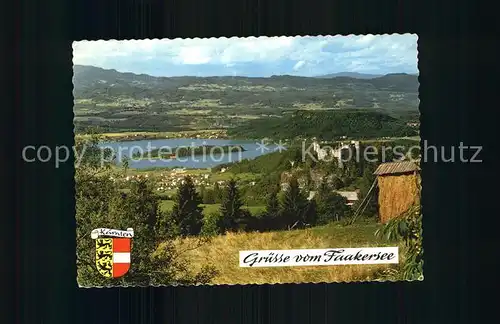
[91,228,134,279]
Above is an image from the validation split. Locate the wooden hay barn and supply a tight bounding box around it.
[373,161,421,223]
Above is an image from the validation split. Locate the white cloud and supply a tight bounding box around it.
[175,46,213,64]
[293,60,306,71]
[72,34,418,76]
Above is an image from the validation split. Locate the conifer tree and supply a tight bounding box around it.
[122,156,130,174]
[170,176,204,236]
[213,182,223,203]
[355,162,379,217]
[218,178,244,232]
[280,176,307,228]
[303,199,318,226]
[265,188,280,219]
[260,187,280,230]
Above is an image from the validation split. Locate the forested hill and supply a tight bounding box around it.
[228,110,419,140]
[73,65,419,111]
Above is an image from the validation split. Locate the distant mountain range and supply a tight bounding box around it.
[73,65,419,97]
[73,65,414,81]
[72,65,420,133]
[314,72,383,79]
[315,72,419,79]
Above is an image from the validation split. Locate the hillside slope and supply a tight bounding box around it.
[72,65,420,133]
[228,110,418,140]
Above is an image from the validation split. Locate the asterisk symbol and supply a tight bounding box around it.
[255,139,270,153]
[274,140,287,152]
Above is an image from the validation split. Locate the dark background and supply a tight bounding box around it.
[5,0,494,323]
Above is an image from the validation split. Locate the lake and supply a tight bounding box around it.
[100,138,282,169]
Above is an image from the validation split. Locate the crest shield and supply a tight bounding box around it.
[92,228,134,279]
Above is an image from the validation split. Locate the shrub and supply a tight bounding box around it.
[375,203,423,281]
[201,212,222,237]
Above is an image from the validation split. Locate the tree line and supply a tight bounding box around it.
[227,110,419,140]
[167,175,352,237]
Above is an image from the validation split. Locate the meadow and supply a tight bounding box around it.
[157,220,403,285]
[159,200,266,216]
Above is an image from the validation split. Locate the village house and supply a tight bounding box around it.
[334,191,359,206]
[306,190,359,206]
[373,161,420,223]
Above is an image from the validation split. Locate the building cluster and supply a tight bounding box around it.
[165,130,226,139]
[154,171,212,192]
[311,139,361,165]
[111,168,216,192]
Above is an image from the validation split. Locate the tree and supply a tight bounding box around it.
[354,162,379,218]
[265,188,280,219]
[375,203,423,281]
[362,162,377,184]
[303,199,318,226]
[107,178,162,285]
[170,176,204,236]
[74,128,114,170]
[213,182,223,203]
[259,187,281,231]
[288,147,303,169]
[199,185,206,202]
[315,180,350,224]
[75,163,120,287]
[202,188,216,204]
[122,156,130,174]
[280,176,308,229]
[234,209,253,232]
[345,158,361,178]
[218,178,245,232]
[328,155,340,175]
[200,212,222,237]
[305,153,317,170]
[75,131,216,287]
[331,176,344,190]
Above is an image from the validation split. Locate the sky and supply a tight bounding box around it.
[72,34,418,78]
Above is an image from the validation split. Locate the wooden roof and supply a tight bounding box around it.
[373,161,420,176]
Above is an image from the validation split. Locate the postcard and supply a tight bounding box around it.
[73,34,423,287]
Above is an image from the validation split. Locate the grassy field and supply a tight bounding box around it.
[160,221,402,285]
[159,200,265,216]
